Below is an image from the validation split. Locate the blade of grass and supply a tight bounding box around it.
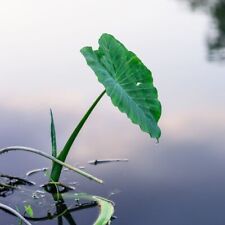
[92,196,114,225]
[50,109,57,158]
[0,146,103,184]
[74,193,114,225]
[50,90,106,182]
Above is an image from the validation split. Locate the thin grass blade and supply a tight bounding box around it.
[50,90,105,182]
[50,109,57,158]
[74,193,114,225]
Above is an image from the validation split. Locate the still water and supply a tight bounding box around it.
[0,0,225,224]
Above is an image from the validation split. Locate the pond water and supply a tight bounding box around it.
[0,0,225,224]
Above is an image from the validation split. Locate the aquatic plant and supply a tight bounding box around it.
[50,33,161,182]
[0,33,161,225]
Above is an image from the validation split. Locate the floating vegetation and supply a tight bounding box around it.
[0,174,35,197]
[42,182,75,194]
[0,174,35,186]
[74,193,115,225]
[88,159,129,165]
[26,168,49,177]
[31,190,46,199]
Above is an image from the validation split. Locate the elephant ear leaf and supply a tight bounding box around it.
[80,33,161,139]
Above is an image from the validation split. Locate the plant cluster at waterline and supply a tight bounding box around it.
[0,33,161,225]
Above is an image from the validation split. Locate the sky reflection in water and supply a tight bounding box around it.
[178,0,225,61]
[0,0,225,224]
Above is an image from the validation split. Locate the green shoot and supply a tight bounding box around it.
[50,90,106,182]
[24,204,34,218]
[50,109,57,158]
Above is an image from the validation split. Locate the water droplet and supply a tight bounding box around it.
[136,82,141,86]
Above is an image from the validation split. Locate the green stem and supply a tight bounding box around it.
[50,90,106,182]
[0,146,103,184]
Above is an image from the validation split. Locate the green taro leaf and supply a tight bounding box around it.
[81,33,161,139]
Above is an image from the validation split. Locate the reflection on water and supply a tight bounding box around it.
[1,139,225,225]
[179,0,225,61]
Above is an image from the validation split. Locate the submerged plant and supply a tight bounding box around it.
[0,33,161,225]
[0,203,32,225]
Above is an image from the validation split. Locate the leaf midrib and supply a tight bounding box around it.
[97,51,156,126]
